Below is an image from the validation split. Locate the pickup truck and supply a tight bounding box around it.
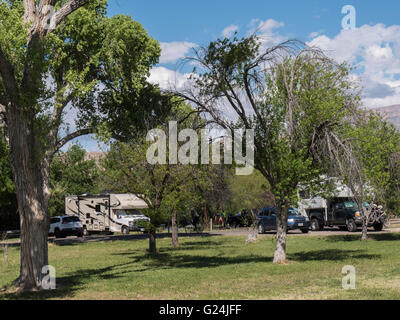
[308,201,386,232]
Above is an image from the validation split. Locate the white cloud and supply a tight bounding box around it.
[222,24,239,38]
[308,23,400,108]
[148,66,192,90]
[247,18,286,48]
[159,41,197,64]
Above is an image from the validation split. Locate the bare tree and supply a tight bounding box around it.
[171,35,363,263]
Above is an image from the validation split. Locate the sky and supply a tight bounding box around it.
[75,0,400,151]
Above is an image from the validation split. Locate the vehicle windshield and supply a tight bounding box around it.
[63,216,80,223]
[344,201,358,209]
[115,209,143,216]
[289,208,300,215]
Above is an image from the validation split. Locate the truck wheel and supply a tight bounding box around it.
[311,219,320,231]
[258,224,265,234]
[121,226,130,235]
[346,219,357,232]
[374,223,383,231]
[301,228,309,234]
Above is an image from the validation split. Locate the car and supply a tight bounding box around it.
[49,215,83,238]
[257,207,310,234]
[227,209,257,228]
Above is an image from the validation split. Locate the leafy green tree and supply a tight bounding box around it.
[49,144,100,216]
[176,35,362,263]
[100,103,212,251]
[226,170,273,214]
[0,0,161,290]
[344,111,400,239]
[101,139,210,253]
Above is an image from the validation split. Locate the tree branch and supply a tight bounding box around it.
[55,0,90,27]
[23,0,36,24]
[0,45,18,103]
[54,127,93,153]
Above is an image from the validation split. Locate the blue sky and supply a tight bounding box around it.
[76,0,400,151]
[107,0,399,43]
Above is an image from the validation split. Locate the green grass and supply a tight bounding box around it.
[1,233,400,300]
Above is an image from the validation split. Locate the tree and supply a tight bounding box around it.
[226,170,273,214]
[49,144,100,216]
[344,111,400,239]
[100,102,213,251]
[174,35,362,263]
[101,139,210,252]
[0,0,161,290]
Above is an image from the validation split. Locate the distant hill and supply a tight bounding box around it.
[374,105,400,129]
[84,151,106,162]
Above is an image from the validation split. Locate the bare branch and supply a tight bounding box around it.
[54,127,93,153]
[55,0,90,27]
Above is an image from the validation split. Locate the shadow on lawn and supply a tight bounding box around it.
[324,233,400,243]
[287,249,381,262]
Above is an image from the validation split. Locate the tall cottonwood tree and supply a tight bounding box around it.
[0,0,161,290]
[174,35,362,263]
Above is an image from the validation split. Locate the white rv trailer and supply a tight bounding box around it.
[65,194,150,235]
[297,179,354,219]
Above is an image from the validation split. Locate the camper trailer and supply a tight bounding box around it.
[65,194,150,236]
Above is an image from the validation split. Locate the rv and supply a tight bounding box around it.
[65,194,150,236]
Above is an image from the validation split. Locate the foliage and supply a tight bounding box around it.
[226,170,273,214]
[0,135,17,230]
[49,145,100,216]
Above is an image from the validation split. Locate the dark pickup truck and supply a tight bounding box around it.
[308,201,386,232]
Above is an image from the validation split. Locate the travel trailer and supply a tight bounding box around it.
[65,194,150,236]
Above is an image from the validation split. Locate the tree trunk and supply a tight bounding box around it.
[149,229,157,253]
[202,205,209,230]
[358,201,368,241]
[171,211,179,248]
[8,110,51,291]
[273,204,289,264]
[361,207,368,241]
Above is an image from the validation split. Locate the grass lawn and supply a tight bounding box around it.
[1,233,400,300]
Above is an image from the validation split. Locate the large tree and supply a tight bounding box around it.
[175,35,362,263]
[0,0,161,290]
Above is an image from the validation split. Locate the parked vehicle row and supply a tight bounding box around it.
[48,193,151,239]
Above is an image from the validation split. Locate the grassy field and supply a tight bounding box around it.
[1,233,400,300]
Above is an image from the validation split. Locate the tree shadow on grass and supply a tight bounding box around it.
[287,249,381,262]
[0,262,133,300]
[324,233,400,243]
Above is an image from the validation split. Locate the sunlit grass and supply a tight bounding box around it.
[1,233,400,300]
